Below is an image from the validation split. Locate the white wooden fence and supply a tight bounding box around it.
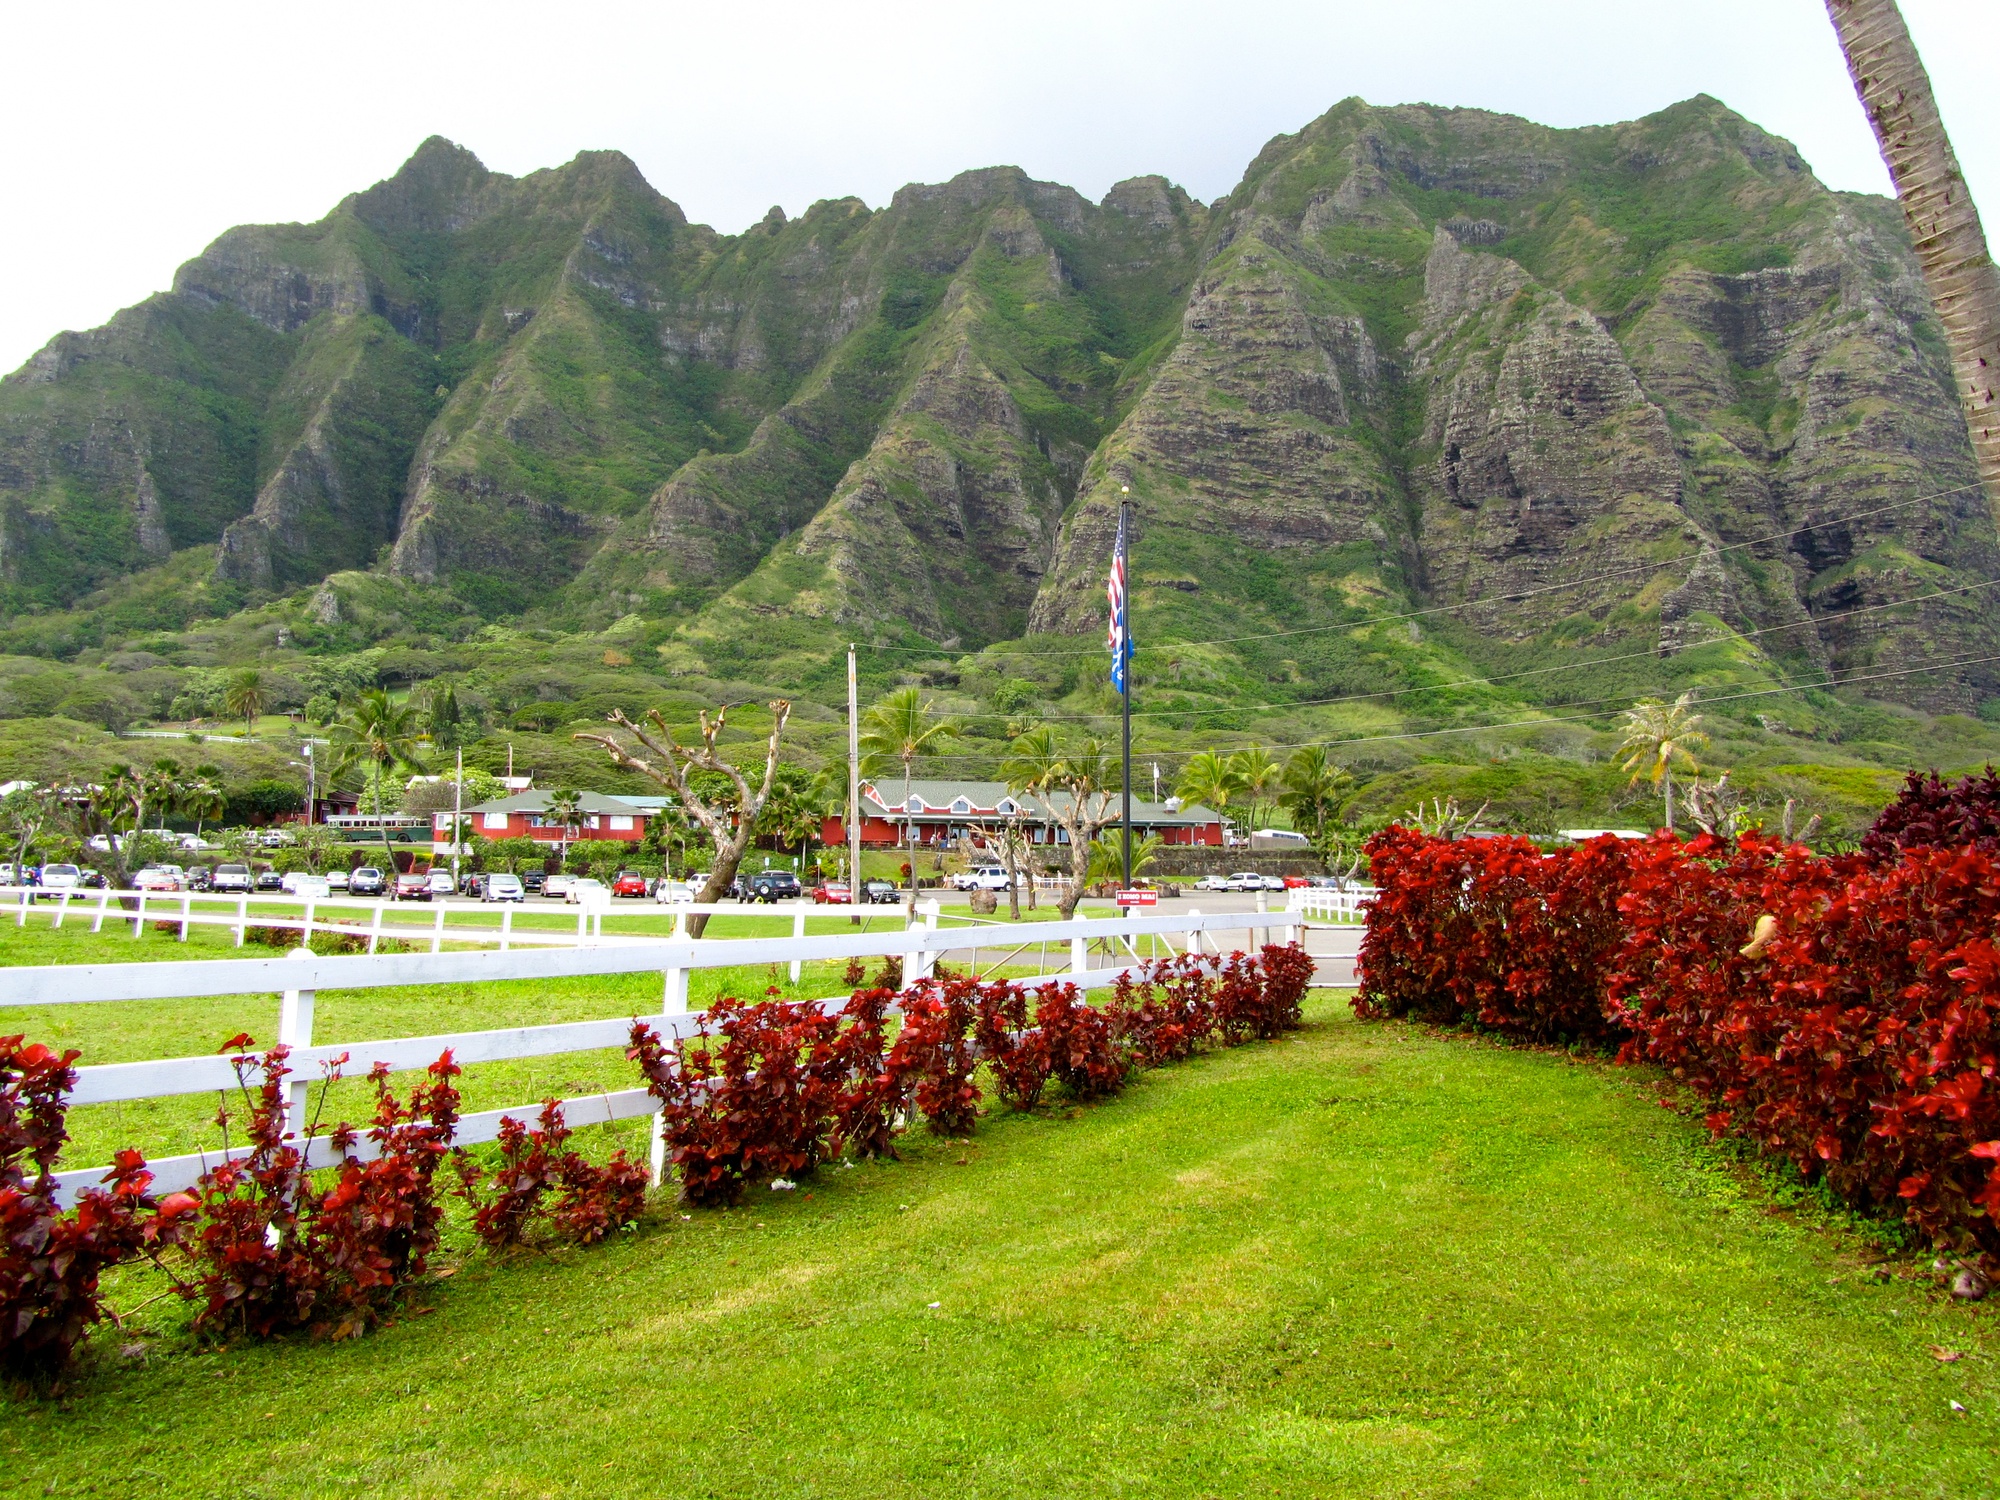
[3,903,1346,1207]
[1285,885,1377,923]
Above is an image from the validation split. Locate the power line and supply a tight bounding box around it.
[863,480,1988,659]
[878,646,2000,767]
[1009,572,2000,723]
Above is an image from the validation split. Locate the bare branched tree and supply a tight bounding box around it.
[576,701,792,937]
[1402,796,1489,842]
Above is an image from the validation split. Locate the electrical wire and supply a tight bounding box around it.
[1006,572,2000,722]
[861,479,1989,659]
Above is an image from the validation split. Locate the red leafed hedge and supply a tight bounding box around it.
[1356,824,2000,1265]
[1354,826,1633,1042]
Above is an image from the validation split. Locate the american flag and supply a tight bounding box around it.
[1107,505,1131,694]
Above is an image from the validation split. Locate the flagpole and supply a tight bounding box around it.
[1119,486,1133,893]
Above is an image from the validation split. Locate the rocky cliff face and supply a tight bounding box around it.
[1,98,1993,709]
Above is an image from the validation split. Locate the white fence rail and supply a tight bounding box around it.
[1285,885,1377,923]
[7,904,1340,1206]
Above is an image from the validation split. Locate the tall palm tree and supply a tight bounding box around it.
[1175,751,1245,839]
[182,764,226,840]
[1229,746,1283,835]
[1826,0,2000,517]
[546,787,584,861]
[1280,746,1355,847]
[1617,693,1710,834]
[224,670,267,739]
[858,687,960,857]
[329,689,427,862]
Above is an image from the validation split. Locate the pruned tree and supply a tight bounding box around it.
[1402,796,1490,842]
[576,701,793,936]
[1002,726,1119,920]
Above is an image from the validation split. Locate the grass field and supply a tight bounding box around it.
[4,972,1996,1497]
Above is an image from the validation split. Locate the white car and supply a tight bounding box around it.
[39,863,82,890]
[483,873,526,903]
[0,863,26,886]
[427,869,455,897]
[965,867,1020,891]
[1194,874,1232,893]
[1260,875,1287,892]
[324,868,350,891]
[653,880,696,904]
[564,877,608,905]
[281,872,330,898]
[1226,872,1267,892]
[543,873,574,900]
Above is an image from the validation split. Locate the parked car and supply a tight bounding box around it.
[428,869,456,897]
[564,876,607,905]
[653,880,696,905]
[211,863,253,893]
[746,871,802,903]
[1260,875,1287,892]
[394,871,432,901]
[812,882,852,905]
[612,870,651,898]
[133,866,182,892]
[1194,874,1232,893]
[0,863,31,885]
[460,872,488,898]
[521,869,546,895]
[282,872,331,898]
[965,867,1020,892]
[542,873,574,901]
[1226,872,1266,892]
[483,872,526,903]
[1282,875,1312,889]
[325,868,350,892]
[39,863,83,892]
[348,867,387,897]
[861,878,899,905]
[255,869,284,892]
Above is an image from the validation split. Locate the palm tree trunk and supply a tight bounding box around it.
[1664,771,1676,835]
[1827,0,2000,516]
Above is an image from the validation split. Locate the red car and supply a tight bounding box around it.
[394,871,433,901]
[612,870,651,898]
[1282,875,1312,889]
[812,882,852,905]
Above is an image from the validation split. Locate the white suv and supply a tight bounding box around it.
[964,867,1016,891]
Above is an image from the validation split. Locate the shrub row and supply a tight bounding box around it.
[1355,824,2000,1266]
[4,943,1315,1378]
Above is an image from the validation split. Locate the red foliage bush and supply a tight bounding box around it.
[178,1041,462,1340]
[822,988,904,1159]
[887,981,982,1134]
[1355,827,1632,1042]
[1109,955,1217,1066]
[455,1099,648,1249]
[1033,983,1126,1100]
[2,1038,189,1378]
[1608,833,2000,1261]
[972,981,1053,1109]
[630,996,844,1205]
[1860,765,2000,864]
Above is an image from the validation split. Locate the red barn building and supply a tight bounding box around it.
[439,791,655,850]
[820,779,1224,851]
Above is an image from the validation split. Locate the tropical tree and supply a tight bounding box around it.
[288,822,346,876]
[1280,746,1355,851]
[1616,692,1709,833]
[423,680,469,751]
[575,700,794,936]
[756,764,824,870]
[224,670,267,738]
[1827,0,2000,516]
[1001,726,1119,920]
[328,689,428,862]
[1175,751,1245,839]
[1229,746,1284,835]
[545,787,584,859]
[0,787,53,880]
[181,764,226,840]
[858,687,960,855]
[1087,832,1161,885]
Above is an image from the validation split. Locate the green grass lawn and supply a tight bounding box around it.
[4,984,1996,1497]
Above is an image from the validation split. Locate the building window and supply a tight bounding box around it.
[585,815,600,830]
[482,812,509,831]
[949,797,972,814]
[905,796,925,814]
[996,798,1017,816]
[609,815,634,831]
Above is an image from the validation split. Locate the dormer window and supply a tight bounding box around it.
[949,797,972,814]
[905,795,925,813]
[996,797,1018,816]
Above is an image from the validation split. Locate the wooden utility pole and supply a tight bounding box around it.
[847,644,862,908]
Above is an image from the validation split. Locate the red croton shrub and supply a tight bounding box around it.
[1607,833,2000,1262]
[454,1099,649,1250]
[1355,826,1633,1043]
[887,981,983,1135]
[179,1041,464,1341]
[1,1037,191,1379]
[1033,982,1126,1100]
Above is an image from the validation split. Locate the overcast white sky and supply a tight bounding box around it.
[2,1,1993,372]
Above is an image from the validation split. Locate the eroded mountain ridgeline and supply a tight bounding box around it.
[1,96,1992,710]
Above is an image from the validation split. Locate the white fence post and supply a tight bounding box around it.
[649,965,690,1186]
[1070,932,1088,977]
[368,902,384,954]
[431,903,447,954]
[91,887,109,934]
[53,891,70,931]
[278,957,316,1142]
[235,895,249,947]
[178,895,191,943]
[789,907,806,983]
[301,899,316,949]
[1186,907,1201,958]
[500,904,514,952]
[131,891,146,938]
[15,888,28,927]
